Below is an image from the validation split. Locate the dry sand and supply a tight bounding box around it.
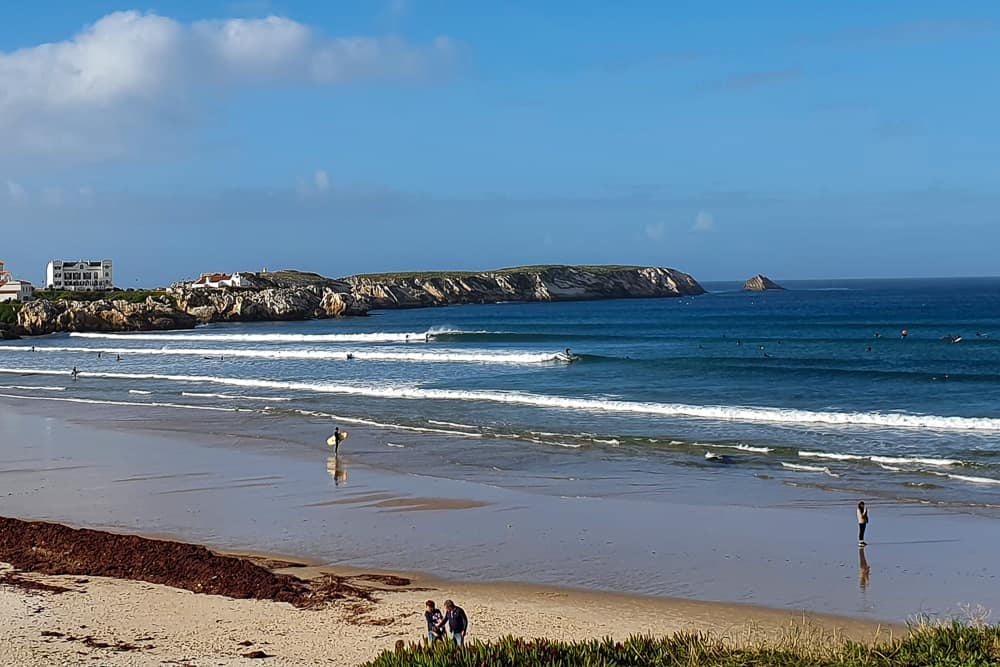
[1,561,890,667]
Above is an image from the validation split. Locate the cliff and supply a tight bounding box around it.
[347,265,704,308]
[16,297,198,336]
[743,274,784,291]
[169,283,368,324]
[10,265,704,335]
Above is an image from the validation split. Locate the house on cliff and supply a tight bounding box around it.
[190,272,250,289]
[0,261,35,302]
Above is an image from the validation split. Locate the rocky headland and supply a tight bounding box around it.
[9,265,704,336]
[743,274,784,291]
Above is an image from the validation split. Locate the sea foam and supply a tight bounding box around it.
[3,367,1000,432]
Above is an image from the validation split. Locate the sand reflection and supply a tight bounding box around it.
[858,547,870,592]
[327,455,347,486]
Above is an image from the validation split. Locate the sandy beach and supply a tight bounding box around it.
[1,544,888,667]
[0,392,998,664]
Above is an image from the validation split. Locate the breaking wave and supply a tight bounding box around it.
[2,367,1000,432]
[6,345,567,365]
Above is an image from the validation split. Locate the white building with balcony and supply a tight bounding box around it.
[46,260,113,291]
[0,261,34,302]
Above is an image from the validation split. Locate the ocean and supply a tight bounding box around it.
[2,277,999,512]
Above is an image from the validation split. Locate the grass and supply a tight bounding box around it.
[33,289,168,304]
[363,622,1000,667]
[0,302,21,324]
[356,265,647,282]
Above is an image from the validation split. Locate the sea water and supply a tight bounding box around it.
[2,277,999,510]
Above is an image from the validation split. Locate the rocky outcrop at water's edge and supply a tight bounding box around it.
[10,265,704,335]
[743,274,784,291]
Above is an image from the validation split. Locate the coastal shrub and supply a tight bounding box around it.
[0,302,21,324]
[363,623,1000,667]
[34,289,169,304]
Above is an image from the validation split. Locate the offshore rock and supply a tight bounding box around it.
[168,283,369,324]
[346,265,705,309]
[743,274,784,291]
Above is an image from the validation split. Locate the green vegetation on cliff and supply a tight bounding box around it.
[0,302,22,324]
[34,289,169,304]
[364,623,1000,667]
[356,265,647,282]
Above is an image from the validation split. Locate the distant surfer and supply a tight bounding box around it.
[97,352,102,359]
[866,346,872,352]
[874,332,881,339]
[425,333,431,342]
[70,367,79,379]
[116,354,121,361]
[327,427,348,454]
[346,353,355,360]
[901,329,908,339]
[857,501,869,547]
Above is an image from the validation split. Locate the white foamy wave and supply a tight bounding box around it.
[707,443,774,454]
[528,438,583,449]
[799,451,866,461]
[0,385,66,392]
[291,409,482,438]
[0,392,236,412]
[428,420,479,430]
[3,367,1000,433]
[69,331,432,343]
[4,345,565,365]
[870,456,962,467]
[929,471,1000,486]
[128,390,152,395]
[592,438,620,445]
[181,392,291,402]
[386,442,406,448]
[878,463,903,472]
[781,462,840,477]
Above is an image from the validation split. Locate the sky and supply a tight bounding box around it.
[1,1,998,287]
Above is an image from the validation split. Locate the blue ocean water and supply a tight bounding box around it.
[2,277,999,508]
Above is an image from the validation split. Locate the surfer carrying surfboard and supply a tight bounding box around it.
[327,427,349,454]
[857,501,869,546]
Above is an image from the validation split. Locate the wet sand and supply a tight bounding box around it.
[1,396,999,624]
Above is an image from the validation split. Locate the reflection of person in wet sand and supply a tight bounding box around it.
[858,547,870,591]
[326,455,347,486]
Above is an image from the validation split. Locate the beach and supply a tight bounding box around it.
[1,396,998,631]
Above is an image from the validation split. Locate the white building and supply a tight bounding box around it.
[190,272,249,289]
[46,260,113,291]
[0,261,34,302]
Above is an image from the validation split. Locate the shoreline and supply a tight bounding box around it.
[0,516,893,666]
[2,394,999,626]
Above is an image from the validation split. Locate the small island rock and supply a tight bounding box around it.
[743,274,784,291]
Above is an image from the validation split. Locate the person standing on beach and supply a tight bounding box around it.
[443,599,468,647]
[857,501,869,546]
[424,600,445,643]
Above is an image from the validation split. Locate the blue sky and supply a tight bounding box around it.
[1,1,998,286]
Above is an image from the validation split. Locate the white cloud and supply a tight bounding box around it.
[693,210,715,232]
[645,221,666,241]
[0,11,454,164]
[6,180,27,203]
[314,169,332,193]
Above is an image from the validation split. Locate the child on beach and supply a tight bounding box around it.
[857,501,869,546]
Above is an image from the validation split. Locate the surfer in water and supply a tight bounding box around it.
[70,367,79,379]
[857,501,869,547]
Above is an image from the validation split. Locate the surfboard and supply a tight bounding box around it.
[326,431,349,447]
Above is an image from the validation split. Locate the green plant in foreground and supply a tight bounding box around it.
[0,302,22,324]
[362,623,1000,667]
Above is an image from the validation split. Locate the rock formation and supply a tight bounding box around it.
[347,265,704,308]
[16,297,198,336]
[743,274,784,291]
[168,284,368,324]
[10,266,705,336]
